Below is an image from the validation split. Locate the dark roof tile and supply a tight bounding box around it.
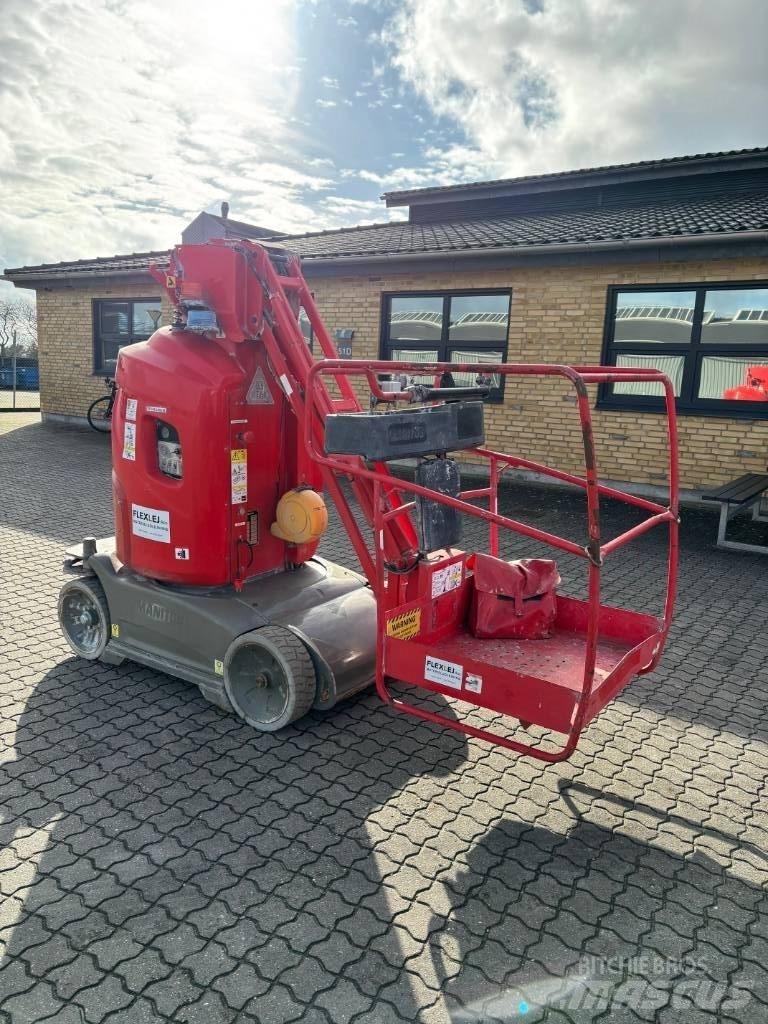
[275,193,768,257]
[5,192,768,280]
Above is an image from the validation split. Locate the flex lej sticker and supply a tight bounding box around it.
[131,503,170,543]
[424,655,463,690]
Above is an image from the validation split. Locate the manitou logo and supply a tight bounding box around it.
[137,600,182,626]
[387,421,427,446]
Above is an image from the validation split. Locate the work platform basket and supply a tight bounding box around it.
[306,360,678,762]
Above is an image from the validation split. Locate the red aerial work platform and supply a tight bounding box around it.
[58,238,678,762]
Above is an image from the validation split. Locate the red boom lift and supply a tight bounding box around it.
[59,238,679,762]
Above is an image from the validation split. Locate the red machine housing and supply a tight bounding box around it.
[723,365,768,401]
[112,246,321,587]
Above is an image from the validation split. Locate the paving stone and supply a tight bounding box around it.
[0,960,35,1004]
[242,982,305,1024]
[181,941,236,988]
[213,963,270,1010]
[115,947,173,994]
[142,969,200,1018]
[175,990,239,1024]
[1,419,767,1024]
[48,951,103,999]
[2,979,65,1023]
[153,924,206,966]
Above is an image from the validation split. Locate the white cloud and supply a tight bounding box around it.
[319,195,405,221]
[0,0,370,300]
[316,98,338,108]
[385,0,768,180]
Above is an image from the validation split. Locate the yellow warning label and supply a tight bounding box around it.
[214,659,224,676]
[386,607,422,640]
[230,448,247,505]
[111,624,120,638]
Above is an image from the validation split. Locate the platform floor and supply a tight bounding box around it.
[446,625,631,689]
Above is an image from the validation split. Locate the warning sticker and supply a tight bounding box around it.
[111,624,120,638]
[246,367,274,405]
[424,655,463,690]
[175,547,190,560]
[214,659,224,676]
[131,503,170,543]
[122,422,136,461]
[126,398,138,421]
[465,673,483,694]
[231,449,247,504]
[386,607,422,640]
[431,562,463,599]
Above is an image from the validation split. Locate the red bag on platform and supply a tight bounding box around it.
[468,554,560,640]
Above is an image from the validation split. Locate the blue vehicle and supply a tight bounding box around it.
[0,365,39,390]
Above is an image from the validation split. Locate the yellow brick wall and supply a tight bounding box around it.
[36,255,768,491]
[303,256,768,492]
[36,284,172,419]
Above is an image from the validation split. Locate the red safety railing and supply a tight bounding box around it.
[304,360,679,762]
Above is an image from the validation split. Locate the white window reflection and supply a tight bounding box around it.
[448,295,509,343]
[701,289,768,344]
[612,354,684,396]
[389,297,443,341]
[613,291,696,345]
[449,349,503,388]
[390,348,440,385]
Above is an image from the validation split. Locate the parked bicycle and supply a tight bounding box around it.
[87,378,117,432]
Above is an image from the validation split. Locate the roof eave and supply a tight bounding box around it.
[383,152,768,207]
[300,228,768,269]
[5,228,767,287]
[2,266,163,289]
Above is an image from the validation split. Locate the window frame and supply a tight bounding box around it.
[379,288,512,402]
[598,281,768,418]
[92,297,161,376]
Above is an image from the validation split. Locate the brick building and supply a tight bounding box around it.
[5,147,768,494]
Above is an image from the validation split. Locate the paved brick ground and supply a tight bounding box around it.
[1,413,767,1023]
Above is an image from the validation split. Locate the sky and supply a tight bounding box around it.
[1,0,766,302]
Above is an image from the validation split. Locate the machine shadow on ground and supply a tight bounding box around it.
[1,656,471,1020]
[426,798,766,1022]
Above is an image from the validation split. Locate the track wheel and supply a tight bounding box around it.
[58,577,111,660]
[224,626,316,732]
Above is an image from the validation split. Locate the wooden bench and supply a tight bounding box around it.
[702,473,768,554]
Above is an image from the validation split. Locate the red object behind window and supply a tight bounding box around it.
[723,365,768,401]
[468,554,560,640]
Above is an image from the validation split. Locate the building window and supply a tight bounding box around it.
[93,298,162,375]
[600,284,768,416]
[381,290,511,400]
